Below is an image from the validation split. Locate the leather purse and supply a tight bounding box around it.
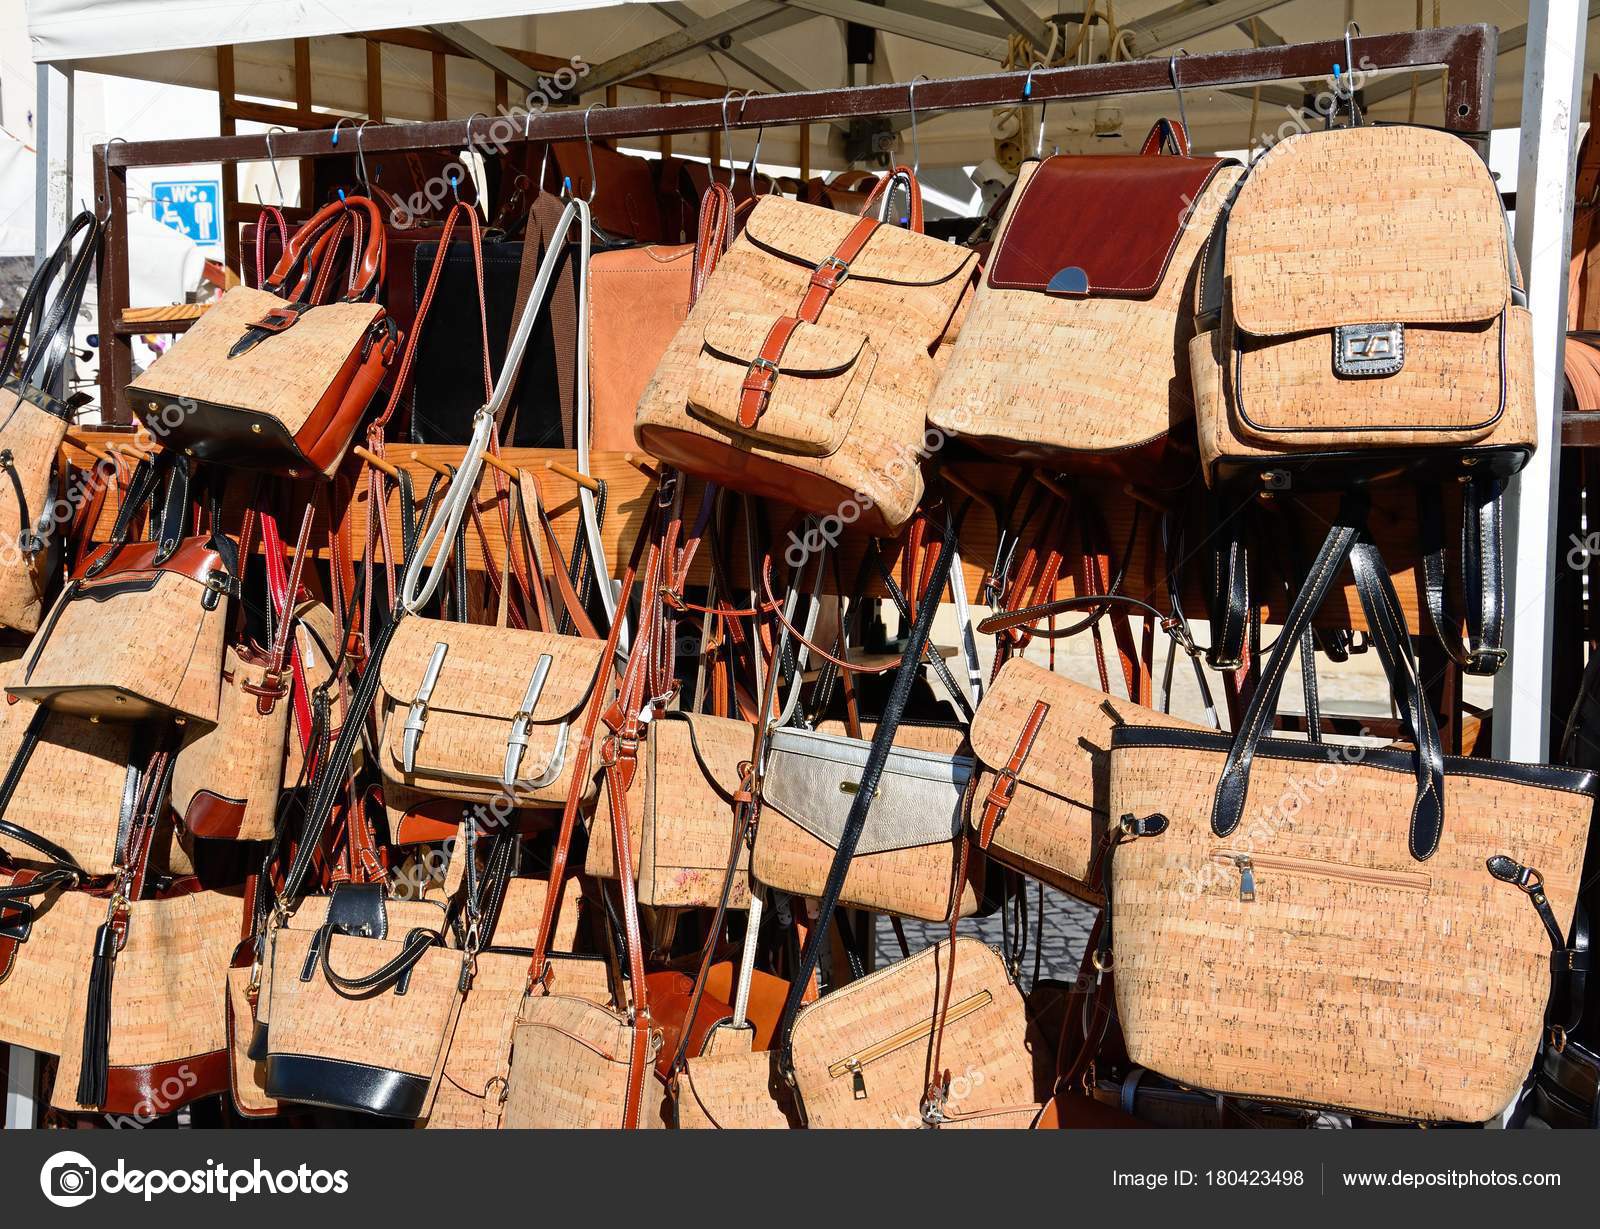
[10,457,235,725]
[587,709,754,909]
[0,210,101,633]
[1104,505,1596,1123]
[127,197,398,477]
[636,172,980,536]
[930,121,1241,474]
[588,242,694,452]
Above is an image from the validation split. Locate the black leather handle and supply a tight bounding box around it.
[775,508,959,1072]
[1209,502,1446,860]
[1418,474,1506,675]
[319,924,439,994]
[0,210,102,398]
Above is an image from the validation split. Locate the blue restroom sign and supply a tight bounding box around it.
[152,181,222,245]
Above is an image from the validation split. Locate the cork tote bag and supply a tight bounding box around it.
[786,939,1042,1128]
[586,709,753,909]
[127,197,397,477]
[1190,124,1534,486]
[0,210,101,633]
[263,886,466,1120]
[636,181,979,536]
[929,123,1240,472]
[0,703,136,876]
[752,723,980,923]
[1104,516,1597,1123]
[967,655,1203,902]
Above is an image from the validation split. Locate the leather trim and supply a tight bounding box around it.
[181,790,248,840]
[1206,443,1531,490]
[96,1050,229,1117]
[1110,724,1600,796]
[264,1053,431,1119]
[75,539,228,587]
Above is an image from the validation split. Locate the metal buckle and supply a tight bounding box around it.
[501,653,555,789]
[749,356,779,375]
[814,254,850,284]
[402,642,449,774]
[1333,322,1404,377]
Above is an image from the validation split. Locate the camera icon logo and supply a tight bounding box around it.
[40,1151,97,1208]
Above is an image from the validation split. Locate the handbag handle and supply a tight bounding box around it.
[862,164,924,233]
[318,923,440,994]
[1209,501,1446,860]
[1139,117,1191,156]
[774,509,958,1079]
[263,195,386,303]
[0,209,101,397]
[399,198,590,615]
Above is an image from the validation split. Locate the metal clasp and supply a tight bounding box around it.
[1333,322,1404,377]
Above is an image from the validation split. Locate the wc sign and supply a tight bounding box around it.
[152,180,221,246]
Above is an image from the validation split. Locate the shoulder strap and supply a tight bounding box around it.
[1417,473,1507,675]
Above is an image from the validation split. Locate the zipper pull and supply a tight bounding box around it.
[847,1058,867,1100]
[1234,854,1256,902]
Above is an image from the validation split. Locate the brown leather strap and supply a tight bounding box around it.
[796,213,880,323]
[738,315,803,428]
[267,196,385,302]
[976,700,1049,848]
[859,165,924,234]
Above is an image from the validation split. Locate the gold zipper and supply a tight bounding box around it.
[1211,850,1430,902]
[827,990,992,1097]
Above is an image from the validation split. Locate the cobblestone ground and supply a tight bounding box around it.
[875,886,1096,983]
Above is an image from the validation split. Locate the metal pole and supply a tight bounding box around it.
[1495,1,1590,765]
[5,1047,37,1129]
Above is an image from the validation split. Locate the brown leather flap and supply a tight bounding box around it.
[987,155,1233,299]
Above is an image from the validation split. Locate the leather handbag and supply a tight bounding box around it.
[1189,123,1534,488]
[964,641,1203,903]
[1103,505,1597,1123]
[929,121,1240,473]
[10,457,236,725]
[1,747,240,1116]
[170,509,324,840]
[0,210,101,633]
[588,242,694,452]
[127,197,398,477]
[586,709,754,909]
[636,172,980,536]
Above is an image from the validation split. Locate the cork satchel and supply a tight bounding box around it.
[1104,504,1596,1124]
[636,171,979,536]
[128,196,398,477]
[929,120,1240,475]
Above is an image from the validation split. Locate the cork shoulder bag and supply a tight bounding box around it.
[0,210,101,633]
[1190,124,1534,487]
[10,457,235,725]
[636,174,979,536]
[587,708,754,909]
[929,121,1240,473]
[127,196,398,477]
[1104,509,1597,1123]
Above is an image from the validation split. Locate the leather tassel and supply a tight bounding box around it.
[76,922,118,1108]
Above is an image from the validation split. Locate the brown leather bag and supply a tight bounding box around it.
[587,242,694,450]
[128,197,397,477]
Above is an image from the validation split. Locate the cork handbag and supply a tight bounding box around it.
[586,709,754,909]
[10,457,235,725]
[1104,507,1597,1123]
[636,173,980,536]
[170,509,325,840]
[964,626,1204,903]
[0,210,101,633]
[1,747,240,1116]
[1189,124,1534,488]
[127,196,398,477]
[929,121,1240,473]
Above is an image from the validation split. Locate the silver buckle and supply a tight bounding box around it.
[402,642,448,774]
[815,254,850,283]
[501,654,557,789]
[1333,322,1404,377]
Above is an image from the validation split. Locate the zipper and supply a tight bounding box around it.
[1210,850,1430,902]
[826,989,992,1097]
